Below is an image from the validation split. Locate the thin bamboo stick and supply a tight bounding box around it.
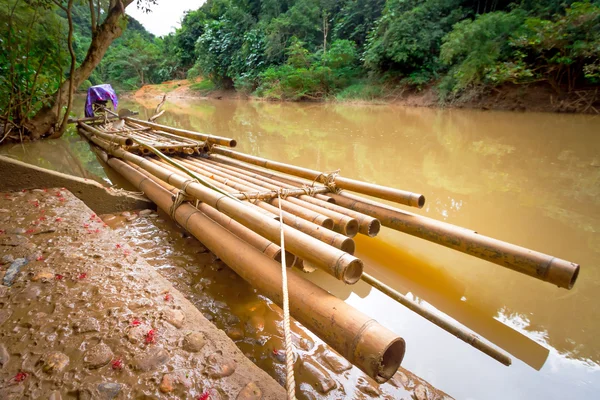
[361,272,511,366]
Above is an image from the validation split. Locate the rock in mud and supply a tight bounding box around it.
[159,374,175,393]
[159,371,193,393]
[0,343,9,367]
[84,342,114,369]
[13,284,41,302]
[42,351,70,373]
[298,358,337,394]
[126,324,152,344]
[236,382,262,400]
[414,384,430,400]
[183,331,206,353]
[0,309,12,326]
[0,384,24,400]
[32,269,54,282]
[164,308,185,328]
[205,353,236,378]
[138,209,153,216]
[73,318,100,334]
[98,382,123,400]
[133,348,169,371]
[226,326,244,341]
[319,350,352,373]
[49,390,63,400]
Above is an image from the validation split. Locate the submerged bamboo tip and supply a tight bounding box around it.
[229,139,237,147]
[353,321,405,382]
[547,258,580,289]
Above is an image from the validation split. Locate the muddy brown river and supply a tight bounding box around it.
[2,97,599,399]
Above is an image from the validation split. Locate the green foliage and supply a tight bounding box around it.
[440,10,527,92]
[364,0,465,75]
[335,82,385,101]
[189,79,217,94]
[0,0,68,123]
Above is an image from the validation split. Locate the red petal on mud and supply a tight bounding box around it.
[145,329,156,344]
[59,198,66,202]
[55,217,62,222]
[43,188,48,192]
[115,244,122,249]
[78,273,87,280]
[94,229,101,234]
[111,358,124,370]
[39,216,46,221]
[14,371,28,382]
[55,274,64,280]
[272,349,279,355]
[198,391,210,400]
[131,319,141,326]
[25,229,35,234]
[90,214,96,219]
[36,256,44,261]
[0,230,5,235]
[56,192,62,197]
[83,223,89,228]
[164,293,173,302]
[21,189,27,193]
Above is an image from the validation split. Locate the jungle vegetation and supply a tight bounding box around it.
[1,0,599,141]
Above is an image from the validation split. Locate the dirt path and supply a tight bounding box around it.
[0,189,284,399]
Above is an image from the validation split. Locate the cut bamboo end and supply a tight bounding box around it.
[365,219,381,237]
[338,254,363,284]
[547,259,580,289]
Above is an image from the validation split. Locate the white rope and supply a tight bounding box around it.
[277,190,296,400]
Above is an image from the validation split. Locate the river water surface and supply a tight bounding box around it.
[2,98,599,399]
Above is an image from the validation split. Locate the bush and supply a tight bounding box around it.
[189,79,216,94]
[335,82,385,101]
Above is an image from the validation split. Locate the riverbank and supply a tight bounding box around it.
[131,79,600,114]
[0,188,285,399]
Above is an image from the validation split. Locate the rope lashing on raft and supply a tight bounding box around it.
[169,181,200,220]
[311,169,341,193]
[277,189,296,400]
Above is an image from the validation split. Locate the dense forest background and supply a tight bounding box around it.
[2,0,600,109]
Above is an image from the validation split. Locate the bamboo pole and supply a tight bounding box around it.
[166,157,335,230]
[126,120,202,147]
[77,122,133,147]
[125,117,237,147]
[211,146,425,208]
[210,154,334,203]
[106,156,404,382]
[130,163,296,268]
[361,272,511,366]
[200,157,381,237]
[78,128,363,284]
[331,192,580,289]
[181,157,359,237]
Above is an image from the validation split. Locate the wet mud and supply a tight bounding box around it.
[0,189,284,399]
[103,208,452,400]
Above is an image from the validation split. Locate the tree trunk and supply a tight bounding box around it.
[24,1,134,139]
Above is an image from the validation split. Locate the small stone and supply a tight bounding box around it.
[159,374,175,393]
[32,269,54,282]
[97,383,123,400]
[226,327,244,340]
[205,354,236,378]
[42,351,70,373]
[0,309,13,326]
[414,384,429,400]
[13,285,41,302]
[138,209,153,216]
[1,254,14,265]
[84,343,113,369]
[0,343,9,367]
[49,390,63,400]
[126,324,151,344]
[0,384,24,400]
[164,308,185,328]
[299,358,336,394]
[73,318,100,334]
[319,350,352,373]
[389,371,409,388]
[183,332,206,353]
[133,348,169,371]
[236,382,262,400]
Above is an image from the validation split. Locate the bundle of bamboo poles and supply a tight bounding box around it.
[77,116,581,377]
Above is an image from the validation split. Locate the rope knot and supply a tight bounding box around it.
[312,169,341,193]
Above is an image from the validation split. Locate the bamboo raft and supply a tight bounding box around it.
[75,113,580,382]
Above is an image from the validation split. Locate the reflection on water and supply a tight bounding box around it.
[3,96,599,399]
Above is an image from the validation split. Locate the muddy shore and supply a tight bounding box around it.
[0,188,284,399]
[129,80,599,115]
